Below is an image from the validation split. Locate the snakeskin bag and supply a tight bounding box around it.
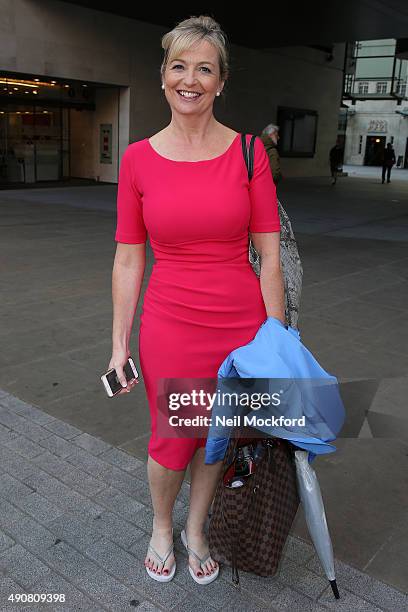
[243,134,303,329]
[208,430,300,585]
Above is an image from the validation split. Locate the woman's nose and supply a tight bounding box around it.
[183,69,198,87]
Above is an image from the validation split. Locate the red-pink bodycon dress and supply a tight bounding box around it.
[115,133,280,470]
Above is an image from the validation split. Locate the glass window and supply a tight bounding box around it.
[277,107,318,158]
[376,81,387,94]
[358,81,369,94]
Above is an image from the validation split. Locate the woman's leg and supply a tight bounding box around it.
[185,447,224,577]
[145,454,185,575]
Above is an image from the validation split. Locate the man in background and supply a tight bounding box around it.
[382,142,396,184]
[260,123,282,185]
[329,142,343,185]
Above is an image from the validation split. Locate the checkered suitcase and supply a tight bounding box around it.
[209,432,300,584]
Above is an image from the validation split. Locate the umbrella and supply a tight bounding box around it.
[294,449,340,599]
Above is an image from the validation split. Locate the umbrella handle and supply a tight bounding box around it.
[330,579,340,599]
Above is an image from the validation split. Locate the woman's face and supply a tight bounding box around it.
[162,39,224,116]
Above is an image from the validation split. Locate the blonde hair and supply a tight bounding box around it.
[160,15,229,85]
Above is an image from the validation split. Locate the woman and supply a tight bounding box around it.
[109,15,285,584]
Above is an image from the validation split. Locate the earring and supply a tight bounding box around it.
[161,84,165,90]
[216,92,220,97]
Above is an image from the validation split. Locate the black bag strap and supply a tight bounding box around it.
[241,133,257,181]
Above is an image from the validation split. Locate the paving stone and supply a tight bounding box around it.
[73,565,145,611]
[98,447,144,472]
[47,513,105,551]
[0,498,28,530]
[72,433,112,456]
[0,396,56,425]
[171,552,270,610]
[31,450,75,478]
[83,510,145,550]
[28,572,100,611]
[93,486,145,523]
[0,544,51,589]
[0,473,36,503]
[43,419,83,440]
[282,535,316,565]
[13,492,65,524]
[4,515,57,553]
[59,466,108,497]
[318,585,383,610]
[97,464,151,499]
[22,470,104,518]
[65,446,117,477]
[85,537,189,609]
[37,434,78,459]
[307,555,408,611]
[277,557,330,601]
[0,423,19,444]
[3,434,45,459]
[219,567,287,603]
[0,389,10,400]
[40,541,99,580]
[0,408,52,442]
[270,586,329,611]
[0,530,15,553]
[0,448,38,481]
[132,603,162,612]
[167,594,218,612]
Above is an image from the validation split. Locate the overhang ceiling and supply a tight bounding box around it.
[63,1,408,48]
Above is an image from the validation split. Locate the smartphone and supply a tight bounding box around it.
[101,357,139,397]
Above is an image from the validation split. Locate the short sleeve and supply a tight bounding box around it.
[248,137,281,233]
[114,145,147,244]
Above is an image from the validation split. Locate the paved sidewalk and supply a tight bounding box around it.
[1,389,407,612]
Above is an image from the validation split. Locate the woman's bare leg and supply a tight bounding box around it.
[185,448,224,577]
[145,454,185,576]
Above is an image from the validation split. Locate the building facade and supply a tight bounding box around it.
[0,0,346,186]
[343,39,408,167]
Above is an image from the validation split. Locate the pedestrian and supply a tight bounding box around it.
[260,123,282,184]
[109,15,283,585]
[329,142,343,185]
[382,142,396,183]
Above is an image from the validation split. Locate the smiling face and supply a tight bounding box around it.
[162,38,224,116]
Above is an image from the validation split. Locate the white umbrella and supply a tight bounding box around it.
[294,450,340,599]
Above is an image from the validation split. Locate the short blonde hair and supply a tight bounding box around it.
[160,15,229,84]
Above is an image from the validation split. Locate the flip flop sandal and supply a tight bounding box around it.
[145,541,176,582]
[180,529,220,585]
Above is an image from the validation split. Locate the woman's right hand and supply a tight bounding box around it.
[108,349,139,395]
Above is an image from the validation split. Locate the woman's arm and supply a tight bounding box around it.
[110,242,146,391]
[250,231,285,325]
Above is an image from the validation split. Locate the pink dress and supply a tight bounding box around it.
[115,133,280,470]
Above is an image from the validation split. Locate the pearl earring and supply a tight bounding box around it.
[216,92,220,96]
[161,84,165,90]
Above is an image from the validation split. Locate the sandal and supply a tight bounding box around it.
[145,538,176,582]
[180,529,219,585]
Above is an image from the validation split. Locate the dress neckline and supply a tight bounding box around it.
[146,133,240,163]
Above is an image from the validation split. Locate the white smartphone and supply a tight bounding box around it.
[101,357,139,397]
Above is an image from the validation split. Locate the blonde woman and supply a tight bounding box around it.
[110,15,284,584]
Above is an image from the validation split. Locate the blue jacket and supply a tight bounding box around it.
[205,317,345,464]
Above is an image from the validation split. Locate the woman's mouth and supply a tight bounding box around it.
[176,90,202,101]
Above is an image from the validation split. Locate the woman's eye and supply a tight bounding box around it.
[200,66,211,73]
[172,65,184,70]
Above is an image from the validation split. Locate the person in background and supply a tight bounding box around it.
[329,142,343,185]
[382,142,396,184]
[260,124,282,185]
